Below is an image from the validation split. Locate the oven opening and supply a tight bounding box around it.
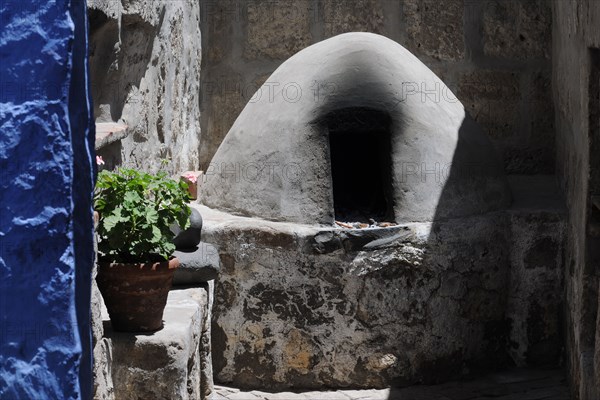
[325,108,394,224]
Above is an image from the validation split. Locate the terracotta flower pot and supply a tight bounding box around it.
[96,257,180,332]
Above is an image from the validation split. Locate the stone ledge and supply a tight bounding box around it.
[95,122,129,150]
[173,243,220,285]
[99,286,213,400]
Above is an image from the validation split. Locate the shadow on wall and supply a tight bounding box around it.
[88,8,163,122]
[388,116,513,391]
[328,114,516,389]
[385,117,565,396]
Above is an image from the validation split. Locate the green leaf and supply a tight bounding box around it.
[146,208,159,224]
[94,166,193,263]
[151,226,161,243]
[124,191,142,204]
[103,214,120,231]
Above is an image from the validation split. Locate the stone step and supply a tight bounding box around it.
[98,286,213,400]
[214,368,570,400]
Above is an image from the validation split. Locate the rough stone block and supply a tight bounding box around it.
[514,71,555,175]
[458,70,521,139]
[173,243,221,285]
[200,89,247,167]
[404,0,465,61]
[244,0,312,60]
[102,287,212,400]
[200,172,565,389]
[458,69,520,103]
[202,1,235,63]
[323,0,385,38]
[201,209,508,389]
[468,101,520,141]
[483,0,551,59]
[529,70,555,144]
[503,145,555,175]
[506,176,566,366]
[92,281,114,400]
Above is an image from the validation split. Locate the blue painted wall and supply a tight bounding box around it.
[0,0,95,398]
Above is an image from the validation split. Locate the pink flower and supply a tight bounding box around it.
[96,156,105,166]
[184,173,197,184]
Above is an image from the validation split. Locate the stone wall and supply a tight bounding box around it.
[0,1,95,398]
[88,0,202,175]
[200,0,553,174]
[553,0,600,398]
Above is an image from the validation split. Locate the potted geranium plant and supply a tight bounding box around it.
[94,167,191,332]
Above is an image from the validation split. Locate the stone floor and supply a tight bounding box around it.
[214,368,569,400]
